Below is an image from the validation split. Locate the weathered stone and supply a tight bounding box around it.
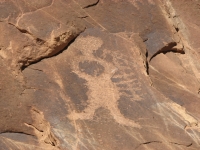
[0,0,200,150]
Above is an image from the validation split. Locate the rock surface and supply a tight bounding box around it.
[0,0,200,149]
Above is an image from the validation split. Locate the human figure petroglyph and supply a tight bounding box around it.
[67,36,140,128]
[99,48,143,101]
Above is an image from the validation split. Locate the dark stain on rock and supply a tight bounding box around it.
[116,83,128,88]
[124,69,132,74]
[93,47,103,58]
[119,90,132,96]
[65,68,89,112]
[93,48,113,63]
[111,77,122,83]
[104,54,113,62]
[79,60,105,77]
[118,95,143,120]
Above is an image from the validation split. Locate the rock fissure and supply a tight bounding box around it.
[169,142,193,147]
[145,51,149,75]
[8,22,45,43]
[150,41,184,61]
[24,107,59,147]
[24,123,44,133]
[135,140,193,149]
[78,16,89,18]
[135,141,162,149]
[83,0,99,9]
[20,27,86,70]
[29,68,44,72]
[147,0,186,62]
[0,131,35,137]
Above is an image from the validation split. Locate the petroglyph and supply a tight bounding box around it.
[67,36,141,128]
[94,47,144,101]
[111,62,143,102]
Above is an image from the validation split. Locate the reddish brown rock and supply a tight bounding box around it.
[0,0,200,150]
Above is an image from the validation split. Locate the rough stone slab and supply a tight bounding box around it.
[0,0,200,149]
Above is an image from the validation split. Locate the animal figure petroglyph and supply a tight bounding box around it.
[67,36,140,128]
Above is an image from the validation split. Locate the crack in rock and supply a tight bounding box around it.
[8,22,45,43]
[83,0,99,9]
[135,140,193,149]
[135,141,162,149]
[21,30,84,71]
[150,41,184,61]
[8,22,85,70]
[169,142,193,147]
[146,0,186,62]
[0,131,34,137]
[25,107,59,147]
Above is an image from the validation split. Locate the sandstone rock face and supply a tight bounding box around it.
[0,0,200,150]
